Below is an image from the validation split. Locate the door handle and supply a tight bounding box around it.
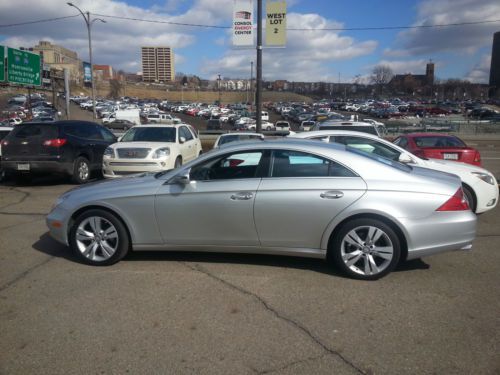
[320,190,344,199]
[230,192,254,200]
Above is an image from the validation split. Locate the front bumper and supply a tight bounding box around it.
[102,158,170,178]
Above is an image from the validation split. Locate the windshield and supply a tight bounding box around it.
[121,127,176,142]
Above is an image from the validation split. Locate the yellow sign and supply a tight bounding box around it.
[266,1,287,46]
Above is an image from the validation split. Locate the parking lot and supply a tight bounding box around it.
[1,136,499,374]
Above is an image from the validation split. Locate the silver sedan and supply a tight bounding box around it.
[47,139,476,280]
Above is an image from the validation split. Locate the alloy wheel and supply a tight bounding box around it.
[75,216,119,261]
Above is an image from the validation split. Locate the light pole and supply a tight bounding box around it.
[217,74,222,105]
[67,2,105,120]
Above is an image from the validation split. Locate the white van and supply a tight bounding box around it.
[103,109,141,125]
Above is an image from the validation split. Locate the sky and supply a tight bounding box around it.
[0,0,499,83]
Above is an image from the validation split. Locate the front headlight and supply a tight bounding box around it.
[103,147,115,158]
[152,147,170,159]
[471,172,495,185]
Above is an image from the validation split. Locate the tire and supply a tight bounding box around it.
[266,126,272,131]
[72,156,91,184]
[462,185,476,213]
[329,218,401,280]
[174,156,182,169]
[69,209,130,266]
[198,150,203,157]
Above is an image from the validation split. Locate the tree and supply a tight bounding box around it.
[370,65,394,85]
[108,79,122,98]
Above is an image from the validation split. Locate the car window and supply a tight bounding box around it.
[98,126,116,142]
[271,150,357,178]
[394,137,408,148]
[190,151,263,181]
[188,125,199,139]
[13,125,58,139]
[413,136,466,148]
[331,136,401,161]
[179,126,194,141]
[87,125,104,140]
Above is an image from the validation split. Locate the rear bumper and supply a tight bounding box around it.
[402,211,477,260]
[1,160,73,175]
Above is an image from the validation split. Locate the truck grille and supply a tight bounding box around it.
[116,148,151,159]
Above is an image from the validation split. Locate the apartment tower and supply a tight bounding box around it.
[141,47,175,83]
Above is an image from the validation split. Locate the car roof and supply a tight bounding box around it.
[219,132,264,137]
[132,124,184,128]
[290,130,380,139]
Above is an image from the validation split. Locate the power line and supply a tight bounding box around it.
[1,12,499,31]
[91,13,500,31]
[0,14,80,28]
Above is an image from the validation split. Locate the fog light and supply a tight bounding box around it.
[487,199,496,207]
[160,162,166,166]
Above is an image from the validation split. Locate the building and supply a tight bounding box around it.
[489,31,500,98]
[389,61,435,94]
[31,41,82,82]
[93,64,114,81]
[141,47,175,83]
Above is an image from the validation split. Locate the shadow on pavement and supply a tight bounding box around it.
[33,232,431,276]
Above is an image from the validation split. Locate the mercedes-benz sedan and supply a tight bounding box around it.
[47,139,476,280]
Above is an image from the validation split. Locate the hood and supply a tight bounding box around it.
[112,141,175,149]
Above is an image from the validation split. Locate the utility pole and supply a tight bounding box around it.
[217,73,222,105]
[255,0,263,133]
[67,2,105,120]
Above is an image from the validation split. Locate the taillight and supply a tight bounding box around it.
[474,151,481,164]
[436,188,470,211]
[1,140,8,146]
[43,138,67,147]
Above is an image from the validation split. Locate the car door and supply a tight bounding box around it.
[155,150,265,246]
[178,125,197,162]
[254,149,367,249]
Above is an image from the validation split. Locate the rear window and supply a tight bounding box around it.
[219,134,262,145]
[413,136,466,148]
[10,124,58,139]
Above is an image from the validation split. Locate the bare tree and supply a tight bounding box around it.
[108,79,122,98]
[370,65,394,85]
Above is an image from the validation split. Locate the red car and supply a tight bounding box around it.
[393,133,481,166]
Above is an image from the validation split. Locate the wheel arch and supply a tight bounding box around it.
[68,205,132,248]
[326,213,408,263]
[461,182,477,213]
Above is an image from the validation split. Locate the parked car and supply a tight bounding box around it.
[206,118,222,130]
[0,126,14,181]
[393,133,482,166]
[290,130,498,214]
[104,119,135,131]
[213,132,264,148]
[47,138,476,280]
[1,121,117,184]
[299,120,316,131]
[311,121,382,136]
[275,121,291,131]
[102,124,202,178]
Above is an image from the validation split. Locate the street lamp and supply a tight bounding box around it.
[67,2,106,120]
[217,74,222,105]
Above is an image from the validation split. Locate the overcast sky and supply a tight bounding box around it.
[0,0,498,83]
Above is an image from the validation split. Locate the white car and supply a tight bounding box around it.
[290,130,499,214]
[299,120,316,131]
[102,124,202,178]
[213,132,264,148]
[246,121,275,131]
[275,121,291,131]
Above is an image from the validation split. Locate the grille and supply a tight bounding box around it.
[109,162,157,166]
[116,148,151,159]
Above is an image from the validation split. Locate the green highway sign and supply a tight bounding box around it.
[0,46,5,82]
[7,47,41,86]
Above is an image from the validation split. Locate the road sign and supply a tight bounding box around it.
[266,1,287,46]
[7,47,41,86]
[0,45,5,82]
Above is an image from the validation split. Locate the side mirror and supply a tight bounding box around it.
[179,136,186,144]
[399,153,413,164]
[169,169,191,184]
[117,136,122,142]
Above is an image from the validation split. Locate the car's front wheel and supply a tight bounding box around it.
[69,209,130,266]
[462,184,476,213]
[174,156,182,168]
[330,218,401,280]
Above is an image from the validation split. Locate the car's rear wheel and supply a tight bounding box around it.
[72,156,91,184]
[330,218,400,280]
[462,184,476,213]
[69,209,130,266]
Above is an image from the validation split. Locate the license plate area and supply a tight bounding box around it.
[443,153,458,160]
[17,163,30,171]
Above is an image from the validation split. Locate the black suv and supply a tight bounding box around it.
[1,120,117,184]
